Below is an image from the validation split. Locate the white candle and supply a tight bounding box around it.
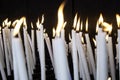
[36,24,45,80]
[13,37,28,80]
[76,32,91,80]
[107,36,115,80]
[52,37,71,80]
[71,30,79,80]
[96,28,108,80]
[31,23,36,67]
[23,28,33,80]
[118,29,120,79]
[85,33,96,79]
[0,59,7,80]
[2,28,11,75]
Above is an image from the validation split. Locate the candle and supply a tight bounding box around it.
[85,18,96,79]
[31,23,36,67]
[12,17,28,80]
[116,14,120,79]
[76,32,91,80]
[23,19,33,80]
[71,14,79,80]
[36,15,45,80]
[52,2,71,80]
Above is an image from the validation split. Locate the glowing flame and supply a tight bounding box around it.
[62,21,67,29]
[0,26,1,34]
[80,21,83,31]
[31,22,33,29]
[96,21,99,33]
[116,14,120,28]
[53,28,55,37]
[81,36,84,44]
[23,17,27,30]
[105,34,109,42]
[76,17,80,31]
[41,14,44,24]
[69,34,71,41]
[56,1,65,36]
[98,13,103,25]
[12,19,19,27]
[2,18,8,27]
[107,77,111,80]
[86,18,88,32]
[13,17,25,37]
[2,18,11,27]
[73,13,78,29]
[102,22,112,34]
[92,38,96,47]
[36,18,40,29]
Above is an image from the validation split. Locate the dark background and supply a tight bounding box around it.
[0,0,120,36]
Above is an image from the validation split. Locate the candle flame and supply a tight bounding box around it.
[56,1,65,37]
[23,17,27,30]
[81,36,84,44]
[2,18,11,27]
[106,34,109,42]
[12,20,19,27]
[2,18,8,27]
[80,21,83,31]
[53,28,55,37]
[0,26,1,34]
[36,18,40,29]
[73,13,78,29]
[92,38,96,47]
[116,14,120,28]
[107,77,111,80]
[41,14,44,24]
[98,13,103,25]
[13,17,25,37]
[62,21,67,29]
[96,21,99,33]
[102,22,112,34]
[86,18,88,32]
[31,22,34,29]
[76,17,80,31]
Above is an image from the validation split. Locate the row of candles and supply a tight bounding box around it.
[0,1,120,80]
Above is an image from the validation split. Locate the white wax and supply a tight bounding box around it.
[118,29,120,79]
[0,57,7,80]
[2,28,11,75]
[23,29,32,80]
[13,37,28,80]
[96,28,108,80]
[85,33,96,79]
[52,38,71,80]
[107,37,115,80]
[76,33,91,80]
[36,24,45,80]
[71,30,79,80]
[31,29,36,66]
[61,29,65,40]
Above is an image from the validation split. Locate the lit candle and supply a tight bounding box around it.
[96,14,108,80]
[23,18,33,80]
[36,15,45,80]
[52,2,71,80]
[12,17,28,80]
[31,23,36,67]
[85,18,96,79]
[71,13,79,80]
[116,14,120,79]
